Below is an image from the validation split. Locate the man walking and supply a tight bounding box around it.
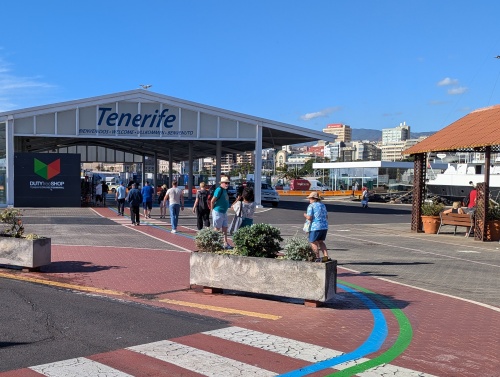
[141,181,155,218]
[211,176,232,249]
[164,180,184,233]
[115,181,126,216]
[127,183,143,226]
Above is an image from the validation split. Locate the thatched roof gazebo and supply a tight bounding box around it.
[403,105,500,241]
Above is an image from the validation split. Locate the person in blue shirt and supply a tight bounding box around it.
[141,181,155,219]
[210,176,231,249]
[304,191,329,262]
[115,181,127,216]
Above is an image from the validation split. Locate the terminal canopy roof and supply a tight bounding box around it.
[404,105,500,155]
[0,90,332,162]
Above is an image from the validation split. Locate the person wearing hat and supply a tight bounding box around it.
[361,186,369,208]
[115,181,127,216]
[304,191,329,262]
[211,176,232,249]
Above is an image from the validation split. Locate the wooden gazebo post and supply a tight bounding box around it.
[474,146,491,241]
[411,153,426,232]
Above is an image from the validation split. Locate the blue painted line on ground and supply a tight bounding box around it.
[277,283,388,377]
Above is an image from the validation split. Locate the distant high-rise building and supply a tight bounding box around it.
[382,122,410,145]
[322,123,351,142]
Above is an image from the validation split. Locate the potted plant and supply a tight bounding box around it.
[191,226,337,305]
[485,201,500,241]
[421,201,445,234]
[0,208,51,270]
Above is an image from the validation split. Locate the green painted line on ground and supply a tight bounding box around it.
[325,280,414,377]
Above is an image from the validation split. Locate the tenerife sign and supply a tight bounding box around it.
[78,106,194,137]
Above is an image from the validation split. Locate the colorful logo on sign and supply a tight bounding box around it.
[34,158,61,180]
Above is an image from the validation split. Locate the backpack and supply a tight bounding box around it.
[207,186,222,209]
[463,195,470,207]
[158,188,167,204]
[197,190,208,211]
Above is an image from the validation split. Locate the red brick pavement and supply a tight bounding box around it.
[2,207,499,376]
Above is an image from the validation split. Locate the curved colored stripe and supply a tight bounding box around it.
[277,283,388,377]
[325,280,413,376]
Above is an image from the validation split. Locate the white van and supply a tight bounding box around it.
[307,179,331,191]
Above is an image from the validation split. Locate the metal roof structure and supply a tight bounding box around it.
[404,105,500,155]
[0,89,332,162]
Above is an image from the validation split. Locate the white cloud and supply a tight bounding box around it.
[0,55,54,112]
[300,106,341,121]
[437,77,459,86]
[448,86,467,95]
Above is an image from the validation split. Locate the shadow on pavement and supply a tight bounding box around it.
[40,261,122,273]
[339,261,433,266]
[324,291,411,310]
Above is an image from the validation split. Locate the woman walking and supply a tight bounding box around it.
[304,191,329,262]
[158,184,167,218]
[192,182,210,230]
[231,186,256,228]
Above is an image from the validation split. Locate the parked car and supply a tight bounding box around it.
[227,185,237,201]
[245,182,280,207]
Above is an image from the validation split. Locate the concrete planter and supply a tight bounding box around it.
[0,236,51,269]
[190,252,337,304]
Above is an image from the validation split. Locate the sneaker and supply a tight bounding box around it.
[224,244,233,250]
[136,223,140,226]
[132,222,136,226]
[321,256,330,263]
[314,258,322,263]
[171,229,177,233]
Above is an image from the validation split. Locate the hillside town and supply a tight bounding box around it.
[83,122,426,182]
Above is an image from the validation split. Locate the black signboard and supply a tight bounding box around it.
[14,153,81,207]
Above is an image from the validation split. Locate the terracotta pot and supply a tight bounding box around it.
[421,216,440,234]
[486,220,500,241]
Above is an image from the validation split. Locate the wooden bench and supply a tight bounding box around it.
[437,212,474,237]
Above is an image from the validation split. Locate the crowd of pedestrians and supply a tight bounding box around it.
[105,178,331,260]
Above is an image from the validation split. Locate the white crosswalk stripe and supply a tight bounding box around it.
[30,357,133,377]
[128,340,277,377]
[21,326,437,377]
[204,326,438,377]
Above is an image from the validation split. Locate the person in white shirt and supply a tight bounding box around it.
[164,180,184,233]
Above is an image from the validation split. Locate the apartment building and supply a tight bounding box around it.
[322,123,351,142]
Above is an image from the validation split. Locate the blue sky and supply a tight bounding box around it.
[1,1,500,133]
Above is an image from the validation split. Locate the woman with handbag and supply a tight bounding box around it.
[304,191,329,262]
[230,187,256,234]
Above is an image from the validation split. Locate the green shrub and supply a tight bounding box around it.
[194,227,224,252]
[487,200,500,221]
[232,223,283,258]
[1,208,25,238]
[421,201,445,216]
[283,235,315,261]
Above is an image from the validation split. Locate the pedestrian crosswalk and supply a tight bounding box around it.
[14,326,438,377]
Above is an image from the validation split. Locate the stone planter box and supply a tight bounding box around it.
[190,252,337,304]
[0,237,51,270]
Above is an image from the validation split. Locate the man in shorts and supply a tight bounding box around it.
[141,181,155,218]
[211,176,232,249]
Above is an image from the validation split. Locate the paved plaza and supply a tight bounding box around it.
[0,202,499,376]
